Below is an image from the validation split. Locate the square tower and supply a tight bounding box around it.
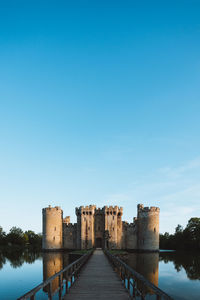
[76,205,96,249]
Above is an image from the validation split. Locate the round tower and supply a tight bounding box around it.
[42,205,63,250]
[137,204,160,251]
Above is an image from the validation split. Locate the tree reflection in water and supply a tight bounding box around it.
[0,247,42,269]
[159,252,200,280]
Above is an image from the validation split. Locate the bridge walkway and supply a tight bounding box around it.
[64,249,130,300]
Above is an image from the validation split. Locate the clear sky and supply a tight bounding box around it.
[0,0,200,234]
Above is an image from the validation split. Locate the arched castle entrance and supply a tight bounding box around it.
[95,237,103,248]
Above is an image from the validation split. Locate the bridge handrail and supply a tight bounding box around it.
[17,249,93,300]
[104,249,173,300]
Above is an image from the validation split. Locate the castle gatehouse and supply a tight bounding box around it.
[42,204,160,251]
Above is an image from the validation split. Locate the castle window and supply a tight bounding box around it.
[113,227,114,231]
[54,227,56,231]
[86,211,88,215]
[118,213,121,216]
[113,211,116,215]
[88,226,90,230]
[83,211,85,215]
[110,211,112,215]
[53,236,55,241]
[154,228,156,233]
[89,212,92,215]
[107,212,109,215]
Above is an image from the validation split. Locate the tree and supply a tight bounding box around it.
[174,224,184,249]
[184,218,200,250]
[0,226,6,245]
[24,230,42,247]
[6,227,26,246]
[175,224,183,234]
[160,218,200,251]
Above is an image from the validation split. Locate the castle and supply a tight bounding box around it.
[42,204,160,251]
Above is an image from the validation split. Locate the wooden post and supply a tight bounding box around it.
[59,275,62,299]
[127,276,130,290]
[48,282,52,300]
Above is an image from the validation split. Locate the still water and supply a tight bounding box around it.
[0,248,200,300]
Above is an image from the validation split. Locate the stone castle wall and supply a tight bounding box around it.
[137,204,160,251]
[123,222,137,249]
[104,206,123,249]
[42,204,160,251]
[63,223,77,249]
[76,205,96,249]
[42,206,63,250]
[94,208,104,248]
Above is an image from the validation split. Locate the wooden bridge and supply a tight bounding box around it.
[18,249,173,300]
[64,249,129,299]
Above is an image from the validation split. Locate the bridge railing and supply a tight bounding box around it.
[104,249,173,300]
[17,249,93,300]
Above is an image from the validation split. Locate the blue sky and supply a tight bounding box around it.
[0,0,200,233]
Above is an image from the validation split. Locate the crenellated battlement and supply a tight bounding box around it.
[95,207,104,214]
[123,221,136,228]
[75,205,96,216]
[63,223,77,228]
[137,204,160,215]
[63,216,70,224]
[42,205,62,214]
[104,206,123,216]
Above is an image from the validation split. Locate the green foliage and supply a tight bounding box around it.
[0,226,42,249]
[160,218,200,251]
[24,230,42,248]
[6,227,26,246]
[0,227,6,246]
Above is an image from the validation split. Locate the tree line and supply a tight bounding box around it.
[160,217,200,251]
[0,226,42,249]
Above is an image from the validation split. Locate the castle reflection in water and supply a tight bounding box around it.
[43,252,70,293]
[42,251,159,295]
[125,252,159,295]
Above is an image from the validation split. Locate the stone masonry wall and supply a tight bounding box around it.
[123,222,137,249]
[137,204,160,251]
[63,223,77,249]
[76,205,96,249]
[104,206,123,249]
[42,206,63,250]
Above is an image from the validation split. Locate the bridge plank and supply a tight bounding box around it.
[64,249,130,300]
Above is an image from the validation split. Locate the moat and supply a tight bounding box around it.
[0,249,200,300]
